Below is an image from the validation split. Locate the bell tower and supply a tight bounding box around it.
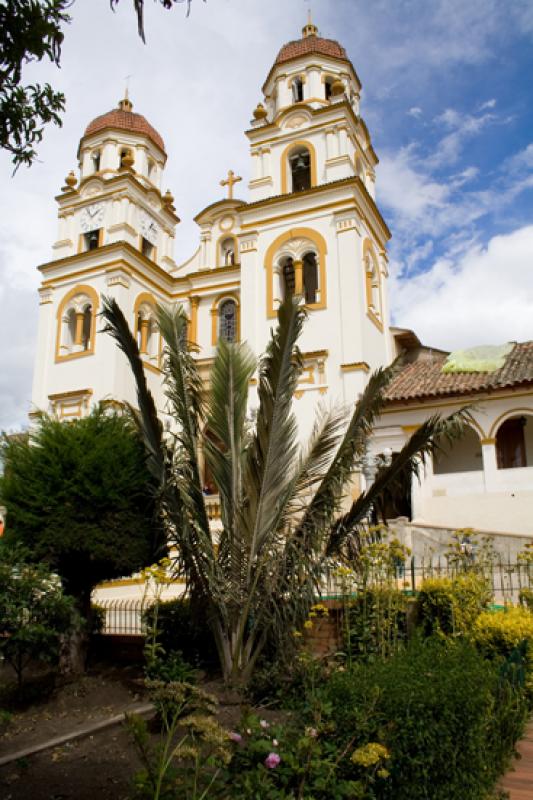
[31,96,179,421]
[236,17,392,430]
[247,12,377,203]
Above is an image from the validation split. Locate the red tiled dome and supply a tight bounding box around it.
[274,36,349,66]
[84,104,165,153]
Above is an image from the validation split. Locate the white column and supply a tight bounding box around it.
[481,440,498,493]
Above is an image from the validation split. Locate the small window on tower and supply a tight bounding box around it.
[292,77,304,103]
[91,150,101,173]
[141,237,154,260]
[325,77,334,101]
[147,158,156,182]
[289,147,311,192]
[83,230,101,251]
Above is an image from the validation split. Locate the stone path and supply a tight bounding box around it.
[0,701,153,768]
[500,720,533,799]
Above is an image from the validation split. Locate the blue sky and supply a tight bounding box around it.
[1,0,532,430]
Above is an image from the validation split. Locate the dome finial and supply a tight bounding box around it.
[118,75,133,111]
[302,8,318,38]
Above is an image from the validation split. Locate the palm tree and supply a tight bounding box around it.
[102,295,466,685]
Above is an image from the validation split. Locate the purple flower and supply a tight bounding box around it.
[265,752,281,769]
[229,731,242,743]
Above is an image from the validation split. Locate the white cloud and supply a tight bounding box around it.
[390,226,533,350]
[479,98,497,110]
[407,106,423,118]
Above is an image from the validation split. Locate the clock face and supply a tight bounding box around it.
[140,212,159,245]
[80,203,104,232]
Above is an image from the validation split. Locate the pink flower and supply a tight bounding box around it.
[260,719,270,729]
[229,731,242,743]
[265,752,281,769]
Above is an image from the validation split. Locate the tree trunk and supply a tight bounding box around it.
[59,589,92,676]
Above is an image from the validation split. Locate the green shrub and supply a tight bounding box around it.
[472,607,533,668]
[344,588,408,663]
[317,638,528,800]
[417,573,491,636]
[143,597,216,669]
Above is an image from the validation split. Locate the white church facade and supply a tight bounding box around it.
[30,18,533,546]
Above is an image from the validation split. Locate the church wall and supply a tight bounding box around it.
[375,392,533,536]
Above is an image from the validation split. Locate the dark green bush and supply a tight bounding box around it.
[143,597,217,669]
[318,638,528,800]
[344,588,409,662]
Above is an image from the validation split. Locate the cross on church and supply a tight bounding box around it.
[220,170,242,199]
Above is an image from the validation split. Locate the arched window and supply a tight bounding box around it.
[496,416,532,469]
[219,237,236,267]
[292,77,304,103]
[218,299,237,343]
[56,286,99,360]
[303,251,318,304]
[325,76,334,101]
[134,296,159,368]
[147,158,156,182]
[289,146,311,192]
[363,242,382,324]
[91,150,101,173]
[433,426,482,474]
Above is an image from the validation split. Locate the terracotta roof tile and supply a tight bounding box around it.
[84,109,165,152]
[275,37,348,65]
[384,342,533,403]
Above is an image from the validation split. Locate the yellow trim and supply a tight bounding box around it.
[49,388,93,401]
[216,233,239,267]
[367,309,384,333]
[280,139,318,194]
[341,361,370,373]
[55,284,99,363]
[189,296,200,346]
[241,199,354,231]
[264,227,328,319]
[489,407,533,438]
[382,389,533,414]
[210,292,241,346]
[481,438,496,446]
[401,424,421,434]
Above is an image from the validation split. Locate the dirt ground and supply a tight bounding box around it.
[0,666,281,800]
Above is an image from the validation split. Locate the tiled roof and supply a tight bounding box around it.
[274,36,349,65]
[84,109,165,152]
[384,342,533,403]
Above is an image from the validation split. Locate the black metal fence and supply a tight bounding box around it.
[325,557,533,607]
[96,559,533,635]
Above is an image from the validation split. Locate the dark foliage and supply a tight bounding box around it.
[319,638,529,800]
[0,407,164,615]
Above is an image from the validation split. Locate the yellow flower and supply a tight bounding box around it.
[303,620,313,630]
[292,630,303,638]
[351,742,390,767]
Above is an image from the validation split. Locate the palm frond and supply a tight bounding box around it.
[156,303,211,539]
[297,366,394,538]
[326,408,470,556]
[100,296,164,481]
[204,339,255,534]
[240,295,306,562]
